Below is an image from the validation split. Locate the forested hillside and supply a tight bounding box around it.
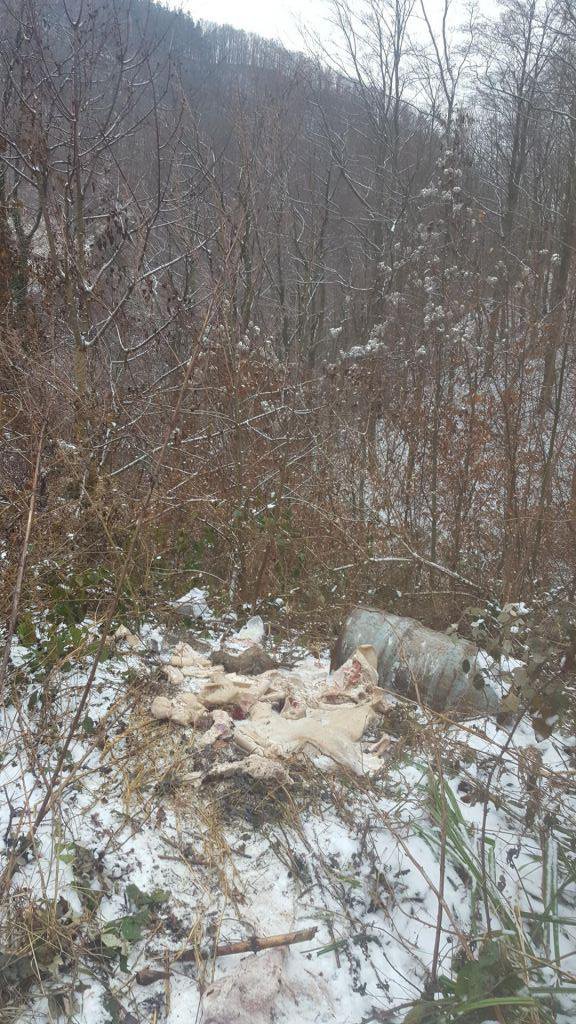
[1,0,575,625]
[2,4,576,1023]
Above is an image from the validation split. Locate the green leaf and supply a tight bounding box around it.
[56,842,77,865]
[314,939,348,956]
[17,613,38,647]
[102,908,151,948]
[453,994,539,1013]
[150,887,170,905]
[126,883,169,908]
[100,930,123,949]
[120,913,146,942]
[402,1001,445,1024]
[334,874,362,889]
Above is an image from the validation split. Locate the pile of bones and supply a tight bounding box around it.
[148,618,393,782]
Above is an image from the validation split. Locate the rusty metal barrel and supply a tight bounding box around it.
[331,607,498,714]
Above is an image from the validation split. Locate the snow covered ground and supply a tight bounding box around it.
[1,610,576,1024]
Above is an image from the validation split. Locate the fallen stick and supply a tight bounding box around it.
[213,925,317,957]
[137,926,319,980]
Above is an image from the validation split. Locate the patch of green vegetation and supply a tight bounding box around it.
[99,884,169,969]
[16,619,110,680]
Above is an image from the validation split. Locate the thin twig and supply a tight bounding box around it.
[0,421,46,697]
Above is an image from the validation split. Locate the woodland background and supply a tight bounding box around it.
[1,0,576,643]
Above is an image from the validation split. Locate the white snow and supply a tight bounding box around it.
[172,587,213,619]
[231,614,266,646]
[1,617,575,1024]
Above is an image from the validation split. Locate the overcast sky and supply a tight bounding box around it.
[164,0,328,48]
[163,0,493,55]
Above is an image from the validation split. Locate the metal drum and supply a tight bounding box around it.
[331,606,498,714]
